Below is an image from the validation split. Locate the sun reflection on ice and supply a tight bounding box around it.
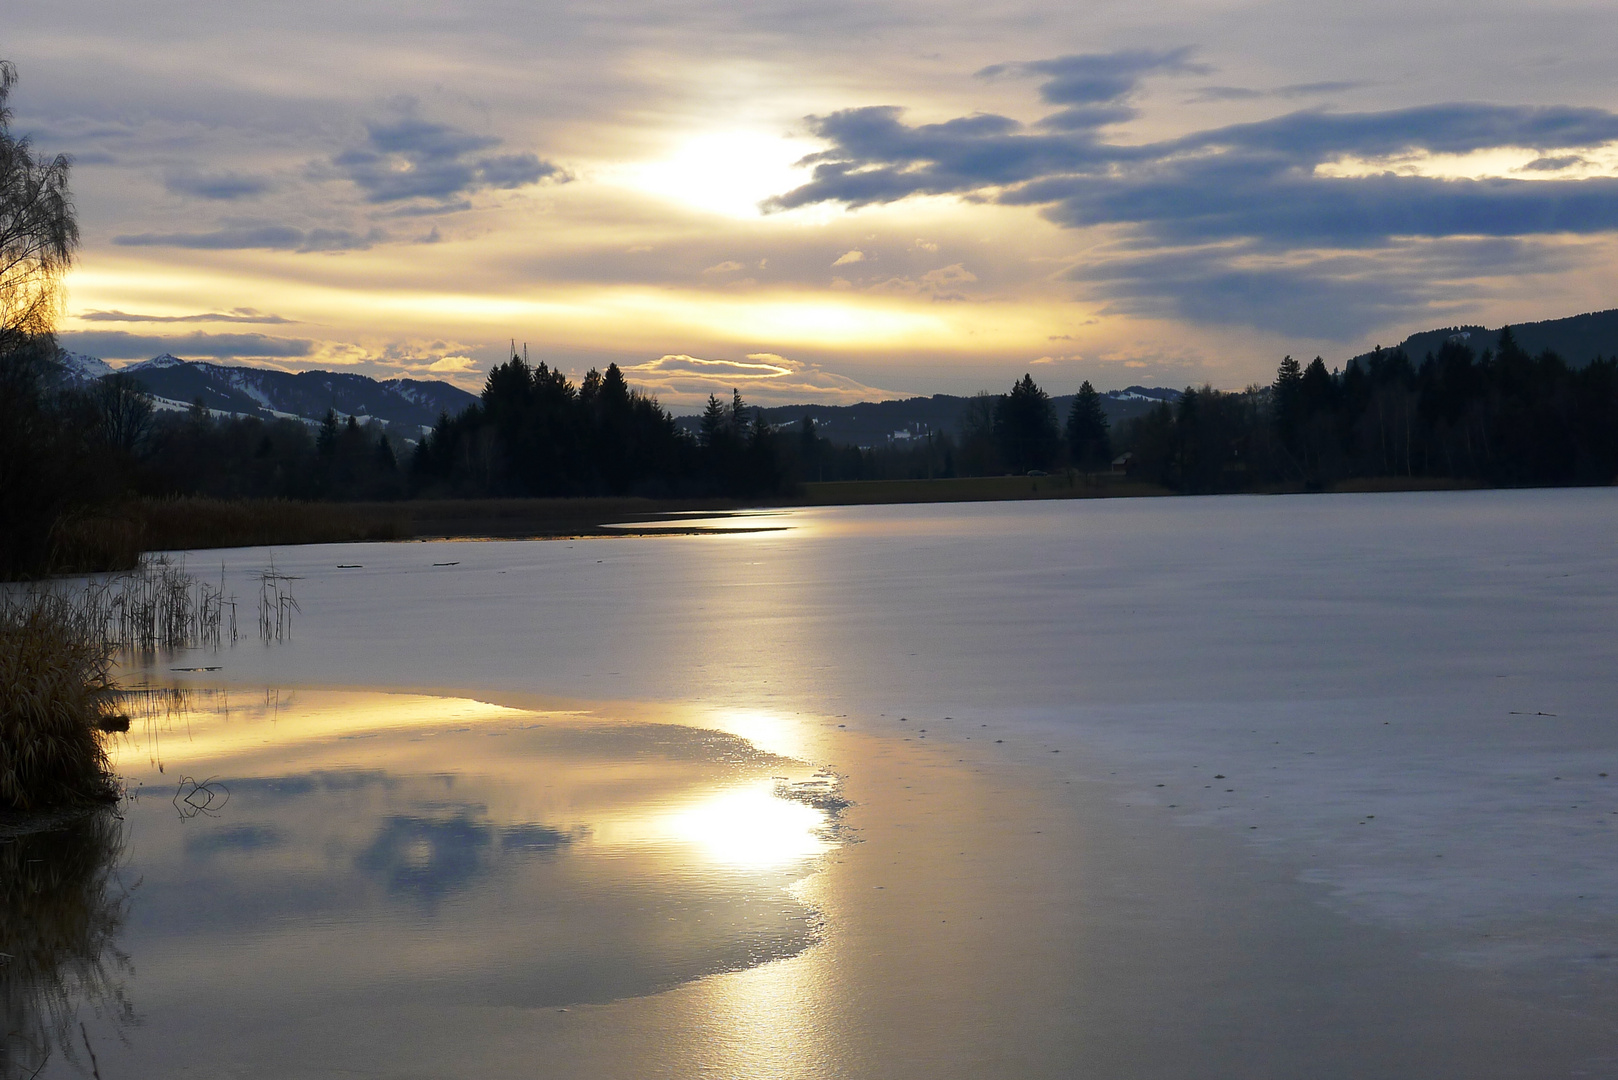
[662,781,832,869]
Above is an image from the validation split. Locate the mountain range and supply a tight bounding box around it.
[1353,307,1618,368]
[47,304,1618,448]
[673,387,1184,448]
[53,352,479,435]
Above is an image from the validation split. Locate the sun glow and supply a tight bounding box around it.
[1315,143,1618,181]
[618,130,817,218]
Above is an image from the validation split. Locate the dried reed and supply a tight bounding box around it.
[0,596,122,811]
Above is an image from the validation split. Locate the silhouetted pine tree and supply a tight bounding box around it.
[1065,380,1111,470]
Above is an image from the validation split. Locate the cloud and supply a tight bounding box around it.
[1521,154,1587,172]
[113,225,382,251]
[832,249,865,265]
[1188,81,1367,103]
[977,48,1206,106]
[871,261,979,300]
[619,352,896,406]
[426,355,479,373]
[79,308,297,324]
[766,54,1618,333]
[163,169,272,200]
[773,95,1618,230]
[1071,237,1584,339]
[333,110,563,204]
[58,331,318,361]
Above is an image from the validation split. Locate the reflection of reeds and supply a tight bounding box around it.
[0,598,121,811]
[0,809,132,1080]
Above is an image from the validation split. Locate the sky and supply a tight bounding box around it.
[9,0,1618,407]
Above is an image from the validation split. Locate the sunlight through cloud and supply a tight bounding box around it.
[618,130,819,219]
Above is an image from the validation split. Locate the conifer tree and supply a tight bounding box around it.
[993,373,1059,473]
[1065,380,1111,470]
[1273,355,1303,454]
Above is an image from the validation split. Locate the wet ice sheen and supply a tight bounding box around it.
[5,691,834,1078]
[171,489,1618,968]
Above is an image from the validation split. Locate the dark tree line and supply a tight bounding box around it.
[782,374,1113,482]
[1116,328,1618,492]
[410,356,787,497]
[0,342,807,575]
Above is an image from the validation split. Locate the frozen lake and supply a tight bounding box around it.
[194,488,1618,965]
[9,487,1618,1077]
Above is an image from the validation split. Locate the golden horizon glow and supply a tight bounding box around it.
[1316,143,1618,182]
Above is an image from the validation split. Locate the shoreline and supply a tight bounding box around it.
[46,473,1563,566]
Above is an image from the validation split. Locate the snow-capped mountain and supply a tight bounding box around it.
[54,351,117,384]
[65,353,479,432]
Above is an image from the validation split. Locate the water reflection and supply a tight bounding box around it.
[603,508,797,535]
[0,811,133,1080]
[658,781,831,868]
[6,689,849,1077]
[355,811,578,901]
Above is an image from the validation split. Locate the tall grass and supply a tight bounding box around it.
[0,595,122,811]
[132,496,410,552]
[0,557,294,811]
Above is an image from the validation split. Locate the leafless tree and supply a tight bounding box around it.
[90,374,155,453]
[0,59,78,357]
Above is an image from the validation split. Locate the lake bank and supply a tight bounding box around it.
[37,472,1527,568]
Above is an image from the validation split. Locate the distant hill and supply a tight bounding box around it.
[674,387,1183,448]
[53,352,479,435]
[1355,308,1618,368]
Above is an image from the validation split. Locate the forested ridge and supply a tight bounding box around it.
[1118,330,1618,493]
[5,325,1617,578]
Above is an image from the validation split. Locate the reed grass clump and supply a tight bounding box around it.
[0,596,122,811]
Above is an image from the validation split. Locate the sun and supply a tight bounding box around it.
[620,129,817,219]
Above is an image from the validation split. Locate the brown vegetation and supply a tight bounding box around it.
[0,595,121,811]
[129,497,411,551]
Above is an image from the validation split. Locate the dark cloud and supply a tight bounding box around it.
[1036,105,1138,131]
[81,308,297,324]
[978,48,1206,105]
[164,169,272,200]
[1189,81,1367,103]
[1521,154,1586,172]
[333,113,562,204]
[113,224,381,251]
[770,88,1618,248]
[58,330,317,360]
[1073,247,1441,339]
[1071,238,1583,338]
[768,53,1618,335]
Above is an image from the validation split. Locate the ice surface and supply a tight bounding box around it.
[147,487,1618,996]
